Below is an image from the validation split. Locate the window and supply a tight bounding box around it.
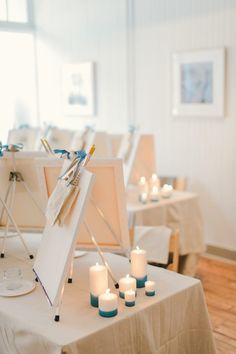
[0,1,37,143]
[0,0,28,23]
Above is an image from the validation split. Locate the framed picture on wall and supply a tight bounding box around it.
[62,62,95,116]
[172,48,225,117]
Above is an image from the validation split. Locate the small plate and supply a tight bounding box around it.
[74,250,88,258]
[0,279,36,297]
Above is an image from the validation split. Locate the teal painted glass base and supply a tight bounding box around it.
[99,308,118,317]
[145,290,155,296]
[90,293,98,307]
[135,275,148,288]
[125,301,135,307]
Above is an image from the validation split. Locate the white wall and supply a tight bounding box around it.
[134,0,236,251]
[33,0,128,132]
[33,0,236,251]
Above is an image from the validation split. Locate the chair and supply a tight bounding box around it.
[130,226,180,272]
[159,176,187,191]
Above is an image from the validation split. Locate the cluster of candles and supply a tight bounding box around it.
[89,247,156,317]
[138,174,173,204]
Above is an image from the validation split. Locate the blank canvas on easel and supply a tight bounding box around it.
[117,133,157,186]
[0,152,47,231]
[33,167,95,306]
[37,158,130,254]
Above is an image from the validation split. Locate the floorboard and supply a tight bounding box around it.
[196,256,236,354]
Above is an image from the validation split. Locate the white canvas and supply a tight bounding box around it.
[0,151,48,231]
[33,167,95,306]
[37,158,130,254]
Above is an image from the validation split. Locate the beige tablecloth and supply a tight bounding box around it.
[0,243,216,354]
[128,191,205,276]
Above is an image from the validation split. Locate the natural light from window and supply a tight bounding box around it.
[0,0,28,23]
[0,31,37,143]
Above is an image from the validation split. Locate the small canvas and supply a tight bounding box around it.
[129,134,157,185]
[7,127,42,151]
[117,133,157,186]
[70,131,112,158]
[33,167,95,306]
[117,132,140,187]
[0,151,48,231]
[77,159,130,253]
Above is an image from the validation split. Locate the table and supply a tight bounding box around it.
[127,190,205,276]
[0,247,216,354]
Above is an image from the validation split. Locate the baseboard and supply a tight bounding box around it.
[206,245,236,262]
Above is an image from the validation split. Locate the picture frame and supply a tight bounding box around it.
[172,48,225,117]
[62,62,95,116]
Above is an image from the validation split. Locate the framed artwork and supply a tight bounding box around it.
[172,48,225,117]
[62,62,95,116]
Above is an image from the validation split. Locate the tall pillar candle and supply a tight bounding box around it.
[89,263,108,307]
[131,246,147,288]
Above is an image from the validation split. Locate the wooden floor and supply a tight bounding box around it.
[196,256,236,354]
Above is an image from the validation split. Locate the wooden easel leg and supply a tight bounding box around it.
[68,259,74,283]
[54,285,65,322]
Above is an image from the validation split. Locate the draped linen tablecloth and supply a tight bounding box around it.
[127,190,205,276]
[0,247,216,354]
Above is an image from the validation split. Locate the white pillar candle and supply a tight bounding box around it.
[161,184,173,198]
[138,176,148,194]
[145,280,156,296]
[124,288,136,306]
[99,289,118,317]
[119,274,136,297]
[139,192,148,204]
[149,173,160,188]
[89,263,108,297]
[149,185,159,202]
[131,246,147,279]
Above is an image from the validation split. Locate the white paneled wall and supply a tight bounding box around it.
[134,0,236,250]
[33,0,236,251]
[33,0,128,132]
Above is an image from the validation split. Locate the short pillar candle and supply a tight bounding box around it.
[131,246,147,288]
[161,184,173,198]
[118,274,136,298]
[124,289,136,307]
[145,280,156,296]
[98,289,118,317]
[89,263,108,307]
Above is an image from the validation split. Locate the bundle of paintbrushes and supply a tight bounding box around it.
[45,145,95,226]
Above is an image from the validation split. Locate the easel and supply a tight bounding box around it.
[0,150,45,258]
[0,195,33,259]
[53,220,120,322]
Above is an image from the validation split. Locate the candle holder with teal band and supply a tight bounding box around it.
[145,290,155,296]
[125,300,135,307]
[90,293,99,307]
[99,308,118,317]
[135,274,148,288]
